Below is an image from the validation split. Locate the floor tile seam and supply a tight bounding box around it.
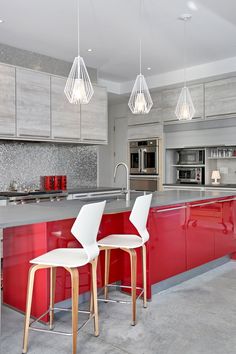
[94,334,134,354]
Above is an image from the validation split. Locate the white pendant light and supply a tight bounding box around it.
[64,0,94,104]
[175,14,195,121]
[128,0,153,115]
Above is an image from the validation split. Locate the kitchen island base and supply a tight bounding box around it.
[2,194,236,320]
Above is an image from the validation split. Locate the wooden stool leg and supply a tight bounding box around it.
[49,267,56,329]
[68,268,79,354]
[22,265,41,354]
[104,249,111,300]
[129,249,137,326]
[89,273,94,317]
[91,258,99,337]
[142,244,147,308]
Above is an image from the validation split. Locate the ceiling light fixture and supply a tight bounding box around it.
[175,14,195,121]
[64,0,94,104]
[87,48,93,52]
[0,19,4,23]
[128,0,153,115]
[147,67,151,71]
[187,1,198,11]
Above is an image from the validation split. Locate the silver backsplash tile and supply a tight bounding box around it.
[0,141,97,191]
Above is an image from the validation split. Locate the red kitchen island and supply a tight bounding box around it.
[1,191,236,320]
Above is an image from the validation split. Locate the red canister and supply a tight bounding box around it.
[44,176,54,191]
[61,175,67,190]
[54,176,60,190]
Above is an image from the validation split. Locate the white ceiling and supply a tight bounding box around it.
[1,0,236,83]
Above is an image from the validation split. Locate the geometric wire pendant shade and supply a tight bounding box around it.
[64,0,94,105]
[175,14,195,120]
[128,73,153,114]
[64,56,94,104]
[128,0,153,115]
[175,86,195,120]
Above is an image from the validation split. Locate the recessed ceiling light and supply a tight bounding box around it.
[147,67,151,71]
[0,19,4,24]
[187,1,198,11]
[87,48,93,52]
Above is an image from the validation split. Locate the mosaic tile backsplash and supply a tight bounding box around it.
[0,141,97,191]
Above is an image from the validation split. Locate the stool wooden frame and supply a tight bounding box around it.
[97,194,152,326]
[22,201,106,354]
[22,259,98,354]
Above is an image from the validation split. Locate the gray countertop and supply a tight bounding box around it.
[0,190,236,229]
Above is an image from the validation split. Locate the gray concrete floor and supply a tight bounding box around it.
[1,261,236,354]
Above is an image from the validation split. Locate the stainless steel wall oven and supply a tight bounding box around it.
[129,139,159,175]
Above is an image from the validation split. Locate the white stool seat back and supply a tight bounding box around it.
[129,194,152,244]
[71,200,106,263]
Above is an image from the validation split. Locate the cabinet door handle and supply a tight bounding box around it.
[19,133,51,138]
[190,201,217,207]
[0,133,15,136]
[217,198,236,203]
[154,205,187,213]
[53,136,79,140]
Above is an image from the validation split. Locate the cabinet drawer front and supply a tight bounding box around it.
[16,68,51,137]
[128,123,163,140]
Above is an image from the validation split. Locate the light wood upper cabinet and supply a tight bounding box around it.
[80,85,108,142]
[51,76,80,140]
[162,84,204,123]
[205,77,236,117]
[16,68,51,138]
[0,64,16,136]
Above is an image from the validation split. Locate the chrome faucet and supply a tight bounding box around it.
[113,162,130,202]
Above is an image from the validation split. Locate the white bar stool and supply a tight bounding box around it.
[22,201,106,354]
[97,194,152,325]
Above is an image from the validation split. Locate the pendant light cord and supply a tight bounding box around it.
[139,0,143,75]
[183,18,187,87]
[77,0,80,55]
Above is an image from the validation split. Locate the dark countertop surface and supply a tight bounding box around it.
[66,187,123,194]
[0,190,236,229]
[164,184,236,188]
[0,186,123,200]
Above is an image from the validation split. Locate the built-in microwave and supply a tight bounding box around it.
[129,139,159,175]
[176,167,204,184]
[177,149,205,165]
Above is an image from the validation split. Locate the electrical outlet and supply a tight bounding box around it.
[219,167,228,174]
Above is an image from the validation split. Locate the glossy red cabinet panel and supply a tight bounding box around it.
[186,200,218,269]
[148,204,187,283]
[215,198,236,258]
[3,223,49,319]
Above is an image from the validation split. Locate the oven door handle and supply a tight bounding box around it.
[138,149,142,173]
[141,149,147,173]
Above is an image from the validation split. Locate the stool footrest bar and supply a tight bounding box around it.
[106,284,143,291]
[98,298,131,304]
[29,307,94,336]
